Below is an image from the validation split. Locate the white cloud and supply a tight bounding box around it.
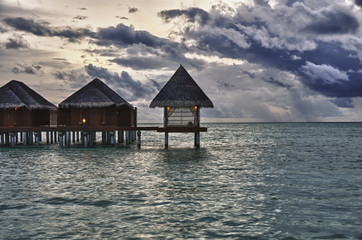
[301,61,349,84]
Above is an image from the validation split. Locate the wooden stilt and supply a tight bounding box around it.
[59,132,64,147]
[194,132,200,148]
[102,131,106,145]
[0,134,4,146]
[72,131,76,143]
[110,131,115,146]
[5,133,9,146]
[10,133,16,147]
[165,132,169,148]
[23,132,27,145]
[77,131,79,142]
[137,130,141,148]
[46,131,50,144]
[84,132,88,148]
[34,132,40,147]
[119,131,124,143]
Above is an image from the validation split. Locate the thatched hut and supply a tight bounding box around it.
[150,65,213,127]
[58,78,136,127]
[0,80,56,127]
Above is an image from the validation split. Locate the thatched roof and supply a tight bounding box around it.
[59,78,133,109]
[0,80,56,110]
[150,65,214,108]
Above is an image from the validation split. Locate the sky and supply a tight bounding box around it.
[2,0,362,122]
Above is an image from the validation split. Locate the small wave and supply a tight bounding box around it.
[39,197,115,207]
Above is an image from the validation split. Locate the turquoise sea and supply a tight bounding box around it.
[1,123,362,239]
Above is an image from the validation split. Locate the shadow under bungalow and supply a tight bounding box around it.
[0,65,213,148]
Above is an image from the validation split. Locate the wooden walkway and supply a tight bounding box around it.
[0,126,207,148]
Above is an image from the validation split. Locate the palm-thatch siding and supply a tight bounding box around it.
[0,80,56,127]
[58,78,136,127]
[149,65,214,108]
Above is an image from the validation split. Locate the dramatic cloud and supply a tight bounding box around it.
[159,8,210,24]
[3,17,94,42]
[3,0,362,121]
[304,10,359,35]
[12,64,41,75]
[4,36,29,49]
[85,64,156,100]
[97,23,169,48]
[301,61,349,84]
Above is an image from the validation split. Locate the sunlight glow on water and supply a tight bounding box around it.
[1,123,362,239]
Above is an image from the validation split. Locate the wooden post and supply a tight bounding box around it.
[110,131,115,146]
[5,133,10,146]
[54,131,57,143]
[46,131,50,144]
[50,131,53,144]
[165,132,169,148]
[65,131,70,146]
[28,132,33,145]
[59,132,64,147]
[0,134,4,146]
[194,132,200,148]
[34,132,40,148]
[72,131,76,143]
[23,132,27,145]
[84,132,88,148]
[137,130,141,148]
[10,132,16,147]
[118,131,124,143]
[125,131,130,145]
[102,131,106,145]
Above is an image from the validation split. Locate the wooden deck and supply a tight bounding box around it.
[0,126,206,133]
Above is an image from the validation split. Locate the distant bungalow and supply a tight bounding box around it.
[150,65,213,147]
[150,65,213,127]
[57,78,136,127]
[0,80,56,127]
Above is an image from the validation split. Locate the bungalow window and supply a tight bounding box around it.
[165,107,199,127]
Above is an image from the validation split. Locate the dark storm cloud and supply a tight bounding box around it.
[304,10,359,35]
[3,17,52,36]
[159,8,210,24]
[331,98,354,108]
[12,64,41,75]
[158,5,362,100]
[4,36,29,49]
[128,7,138,13]
[85,64,155,100]
[3,17,94,42]
[355,0,362,7]
[97,23,168,47]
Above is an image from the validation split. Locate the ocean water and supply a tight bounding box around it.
[0,123,361,239]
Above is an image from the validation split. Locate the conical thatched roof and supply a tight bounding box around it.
[0,80,56,110]
[59,78,133,109]
[150,65,214,108]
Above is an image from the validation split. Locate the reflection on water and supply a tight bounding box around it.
[1,123,362,239]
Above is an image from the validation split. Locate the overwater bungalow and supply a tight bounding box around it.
[0,80,56,127]
[57,78,136,127]
[150,65,213,127]
[150,65,213,147]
